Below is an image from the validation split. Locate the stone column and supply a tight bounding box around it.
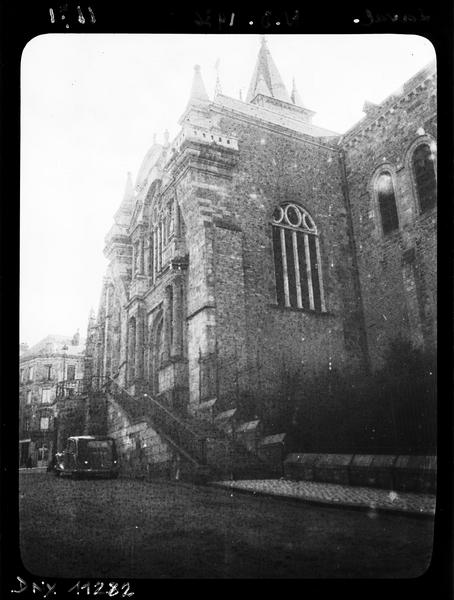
[135,309,145,380]
[139,239,145,274]
[175,201,181,237]
[153,227,158,280]
[171,277,184,357]
[162,286,172,362]
[102,286,110,378]
[127,317,136,383]
[132,244,136,275]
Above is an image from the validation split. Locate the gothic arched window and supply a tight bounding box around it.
[412,143,436,213]
[128,317,136,382]
[272,203,326,312]
[147,314,163,395]
[376,171,399,235]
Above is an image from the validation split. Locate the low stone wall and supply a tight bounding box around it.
[284,453,436,493]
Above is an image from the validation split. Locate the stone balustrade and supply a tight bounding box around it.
[170,123,239,156]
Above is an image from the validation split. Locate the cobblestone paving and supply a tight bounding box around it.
[213,479,435,516]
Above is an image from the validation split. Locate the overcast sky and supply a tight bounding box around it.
[20,34,435,347]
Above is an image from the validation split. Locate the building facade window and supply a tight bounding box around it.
[153,225,158,279]
[26,391,32,405]
[149,208,174,280]
[148,233,154,279]
[20,368,24,383]
[168,285,174,347]
[147,314,163,395]
[67,365,76,381]
[28,366,35,382]
[133,240,140,274]
[45,364,52,380]
[176,204,182,237]
[167,201,174,239]
[41,388,53,404]
[412,143,436,213]
[159,219,164,269]
[40,417,49,431]
[376,171,399,235]
[128,317,137,382]
[272,203,326,312]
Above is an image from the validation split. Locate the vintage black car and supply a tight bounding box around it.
[54,435,120,479]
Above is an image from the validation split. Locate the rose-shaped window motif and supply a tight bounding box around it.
[271,203,325,313]
[272,202,317,233]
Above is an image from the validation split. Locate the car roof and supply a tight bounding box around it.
[67,436,114,441]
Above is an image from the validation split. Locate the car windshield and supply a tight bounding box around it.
[78,439,113,463]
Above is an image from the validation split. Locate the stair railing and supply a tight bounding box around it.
[104,377,207,465]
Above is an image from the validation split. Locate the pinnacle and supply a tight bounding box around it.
[189,64,209,103]
[246,38,291,103]
[290,78,304,107]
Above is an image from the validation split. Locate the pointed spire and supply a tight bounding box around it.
[214,73,222,97]
[88,307,96,325]
[86,309,97,351]
[123,171,134,202]
[113,171,135,227]
[71,329,80,346]
[255,72,271,97]
[246,37,291,103]
[189,64,209,103]
[214,58,222,97]
[290,77,304,107]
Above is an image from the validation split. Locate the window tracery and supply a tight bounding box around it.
[272,203,326,312]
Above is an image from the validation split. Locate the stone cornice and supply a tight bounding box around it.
[165,140,239,188]
[20,352,85,364]
[340,69,436,149]
[209,103,340,152]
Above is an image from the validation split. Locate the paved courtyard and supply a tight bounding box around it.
[212,479,435,516]
[19,471,434,579]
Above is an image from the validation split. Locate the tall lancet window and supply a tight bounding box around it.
[272,203,326,312]
[412,143,436,213]
[376,172,399,235]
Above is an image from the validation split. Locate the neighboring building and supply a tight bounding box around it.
[340,62,436,367]
[85,39,436,477]
[19,332,85,467]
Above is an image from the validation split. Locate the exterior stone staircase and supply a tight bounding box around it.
[171,408,276,479]
[105,378,280,481]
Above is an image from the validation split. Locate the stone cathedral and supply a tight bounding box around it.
[86,39,436,478]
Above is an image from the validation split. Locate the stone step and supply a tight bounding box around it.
[109,385,280,481]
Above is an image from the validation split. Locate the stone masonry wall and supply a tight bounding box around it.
[213,223,248,407]
[107,397,175,478]
[176,108,368,408]
[170,144,241,407]
[341,69,436,368]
